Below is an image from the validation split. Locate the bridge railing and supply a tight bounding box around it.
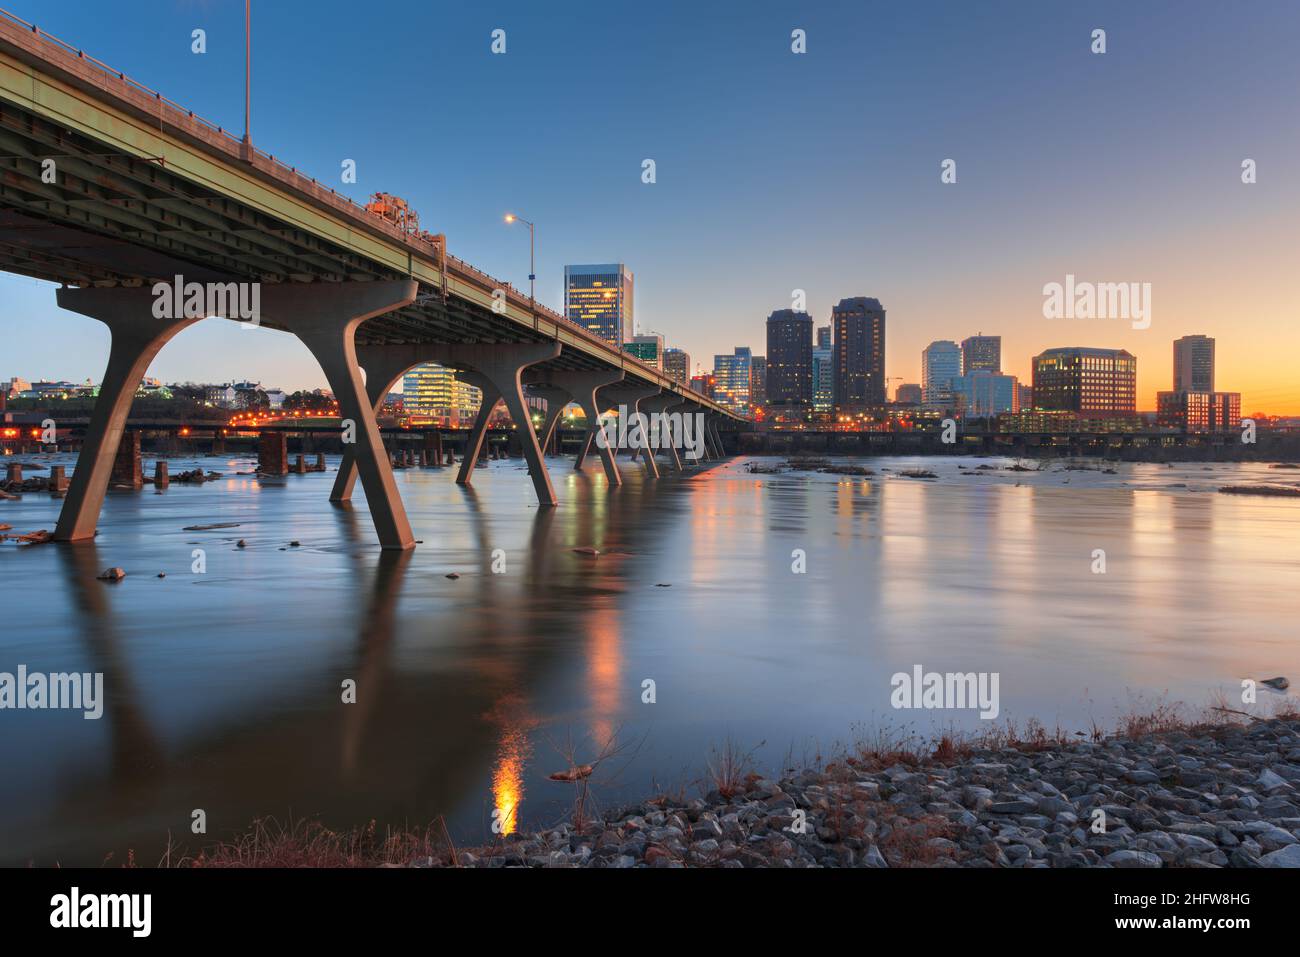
[0,6,737,418]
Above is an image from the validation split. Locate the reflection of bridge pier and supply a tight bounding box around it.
[56,542,167,782]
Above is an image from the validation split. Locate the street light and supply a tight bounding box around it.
[504,212,535,320]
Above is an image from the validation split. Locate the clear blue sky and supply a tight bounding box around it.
[3,1,1299,409]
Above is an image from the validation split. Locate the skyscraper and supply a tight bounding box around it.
[564,263,634,345]
[765,309,814,411]
[812,338,834,413]
[750,356,767,408]
[832,297,886,412]
[961,334,1001,374]
[402,363,482,427]
[1173,335,1215,393]
[921,340,961,408]
[663,348,690,385]
[1032,347,1136,414]
[713,348,753,415]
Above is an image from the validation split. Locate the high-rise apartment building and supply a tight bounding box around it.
[832,297,886,412]
[564,263,634,345]
[765,309,814,410]
[663,348,690,385]
[1032,347,1137,414]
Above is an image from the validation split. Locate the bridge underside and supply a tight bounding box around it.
[0,26,736,549]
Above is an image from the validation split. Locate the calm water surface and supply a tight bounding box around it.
[1,452,1297,864]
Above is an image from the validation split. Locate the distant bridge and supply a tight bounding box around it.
[0,10,741,549]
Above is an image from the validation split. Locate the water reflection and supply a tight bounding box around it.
[2,454,1298,864]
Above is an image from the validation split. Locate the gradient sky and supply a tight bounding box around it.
[2,0,1298,411]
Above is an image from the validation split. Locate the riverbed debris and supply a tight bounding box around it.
[548,764,594,782]
[1219,485,1300,497]
[183,522,242,531]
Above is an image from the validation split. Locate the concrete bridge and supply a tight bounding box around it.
[0,10,740,549]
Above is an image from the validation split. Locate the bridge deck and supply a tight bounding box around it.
[0,8,731,413]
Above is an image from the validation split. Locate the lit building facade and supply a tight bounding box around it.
[402,363,482,427]
[1156,390,1241,432]
[690,372,716,399]
[663,348,690,384]
[961,335,1001,374]
[1032,347,1137,414]
[951,370,1020,417]
[564,263,633,345]
[750,355,767,408]
[921,340,961,409]
[713,347,753,415]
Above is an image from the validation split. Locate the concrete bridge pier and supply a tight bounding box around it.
[604,384,662,478]
[52,280,418,549]
[525,381,573,458]
[640,394,685,472]
[705,413,726,458]
[329,343,420,503]
[540,370,624,486]
[669,402,705,466]
[265,280,419,550]
[50,286,201,542]
[446,342,562,506]
[455,374,502,482]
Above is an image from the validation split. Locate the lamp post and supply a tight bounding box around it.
[504,213,535,322]
[242,0,252,160]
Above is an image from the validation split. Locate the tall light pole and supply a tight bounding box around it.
[504,213,535,322]
[242,0,251,158]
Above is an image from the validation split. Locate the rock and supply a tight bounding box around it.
[96,567,126,582]
[862,844,888,868]
[445,573,460,579]
[1257,768,1291,792]
[1259,844,1300,868]
[989,799,1037,814]
[1105,849,1163,868]
[1261,677,1290,691]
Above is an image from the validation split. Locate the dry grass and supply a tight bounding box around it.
[705,736,764,798]
[174,815,458,868]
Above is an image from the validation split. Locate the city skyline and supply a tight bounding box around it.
[2,1,1299,413]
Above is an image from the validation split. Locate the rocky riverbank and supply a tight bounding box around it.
[449,717,1300,868]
